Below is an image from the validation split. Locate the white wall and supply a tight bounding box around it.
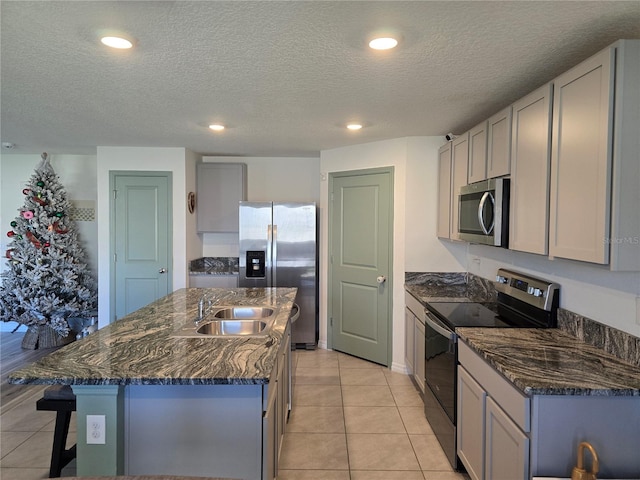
[96,147,195,328]
[466,244,640,336]
[320,136,464,372]
[185,149,203,265]
[200,156,320,257]
[405,137,467,272]
[0,153,98,331]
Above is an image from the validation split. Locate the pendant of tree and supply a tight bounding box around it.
[0,153,97,349]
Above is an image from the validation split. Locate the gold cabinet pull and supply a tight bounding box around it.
[571,441,599,480]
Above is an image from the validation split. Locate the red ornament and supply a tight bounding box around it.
[26,231,42,249]
[5,249,13,258]
[32,195,47,206]
[22,188,30,195]
[52,221,69,234]
[44,242,51,248]
[7,230,15,237]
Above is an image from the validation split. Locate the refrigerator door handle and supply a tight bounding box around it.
[267,225,273,287]
[272,225,278,287]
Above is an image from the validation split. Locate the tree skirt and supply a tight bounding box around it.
[22,325,75,350]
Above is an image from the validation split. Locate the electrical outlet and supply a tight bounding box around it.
[86,414,106,444]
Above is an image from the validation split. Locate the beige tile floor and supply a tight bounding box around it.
[278,348,469,480]
[0,348,469,480]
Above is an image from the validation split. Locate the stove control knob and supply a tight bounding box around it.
[496,275,508,284]
[533,288,544,297]
[527,286,535,295]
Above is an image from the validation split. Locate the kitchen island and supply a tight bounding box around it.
[9,287,297,480]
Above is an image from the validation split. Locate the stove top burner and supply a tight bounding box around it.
[426,302,512,329]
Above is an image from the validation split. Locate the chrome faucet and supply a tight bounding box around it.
[197,292,213,322]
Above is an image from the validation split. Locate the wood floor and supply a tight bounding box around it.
[1,329,62,413]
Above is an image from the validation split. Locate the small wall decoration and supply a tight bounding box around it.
[188,191,196,214]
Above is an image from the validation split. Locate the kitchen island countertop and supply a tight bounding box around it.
[8,287,297,386]
[458,327,640,396]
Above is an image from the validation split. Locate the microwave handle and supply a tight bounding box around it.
[478,191,495,235]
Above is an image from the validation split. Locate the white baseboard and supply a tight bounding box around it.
[391,361,410,374]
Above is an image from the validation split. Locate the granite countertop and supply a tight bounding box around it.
[8,287,297,386]
[458,328,640,397]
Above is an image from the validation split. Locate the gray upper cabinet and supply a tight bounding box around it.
[437,142,453,239]
[486,106,512,179]
[468,121,488,184]
[450,133,470,241]
[549,40,640,270]
[509,83,553,255]
[196,163,247,233]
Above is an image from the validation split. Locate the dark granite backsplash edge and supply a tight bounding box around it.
[406,271,639,367]
[190,257,239,274]
[405,272,497,303]
[557,309,640,368]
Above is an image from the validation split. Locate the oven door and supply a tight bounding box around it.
[424,311,457,422]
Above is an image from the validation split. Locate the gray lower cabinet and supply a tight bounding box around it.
[485,397,529,480]
[458,340,640,480]
[457,344,532,480]
[404,306,415,375]
[413,316,425,394]
[457,367,486,480]
[405,292,425,393]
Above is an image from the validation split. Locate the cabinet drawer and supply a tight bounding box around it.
[459,340,530,432]
[404,292,425,321]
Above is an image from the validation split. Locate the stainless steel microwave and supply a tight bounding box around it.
[458,177,510,247]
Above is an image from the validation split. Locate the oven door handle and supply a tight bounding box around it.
[424,312,456,341]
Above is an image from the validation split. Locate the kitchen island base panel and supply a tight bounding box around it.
[126,384,264,480]
[71,385,125,477]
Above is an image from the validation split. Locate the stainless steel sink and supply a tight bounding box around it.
[197,320,267,336]
[171,305,277,338]
[212,307,274,319]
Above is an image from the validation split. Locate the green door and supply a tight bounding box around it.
[112,173,171,320]
[329,168,393,366]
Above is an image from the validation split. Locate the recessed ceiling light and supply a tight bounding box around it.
[369,37,398,50]
[100,36,133,49]
[346,123,363,131]
[209,124,225,131]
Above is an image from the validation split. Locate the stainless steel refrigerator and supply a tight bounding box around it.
[239,202,318,349]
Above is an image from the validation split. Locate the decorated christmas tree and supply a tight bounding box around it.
[0,153,97,349]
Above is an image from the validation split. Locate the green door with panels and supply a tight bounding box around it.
[112,173,171,321]
[329,167,393,366]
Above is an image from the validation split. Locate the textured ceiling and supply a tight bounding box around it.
[1,1,639,157]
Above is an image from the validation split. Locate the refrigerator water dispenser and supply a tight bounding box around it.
[245,251,266,278]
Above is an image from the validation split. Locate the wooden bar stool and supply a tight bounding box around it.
[37,385,76,478]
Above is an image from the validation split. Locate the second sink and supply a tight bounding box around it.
[197,320,267,336]
[213,307,274,319]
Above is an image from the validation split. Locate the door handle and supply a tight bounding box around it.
[376,275,386,284]
[159,268,167,274]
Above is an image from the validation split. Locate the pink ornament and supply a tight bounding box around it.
[22,211,34,219]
